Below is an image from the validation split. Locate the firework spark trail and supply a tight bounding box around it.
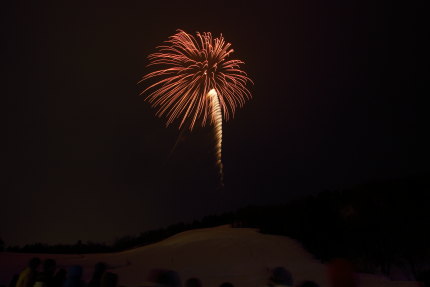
[140,30,252,131]
[140,30,252,187]
[208,89,224,187]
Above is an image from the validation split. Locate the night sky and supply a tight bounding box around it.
[3,1,419,246]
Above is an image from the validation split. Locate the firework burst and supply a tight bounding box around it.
[140,29,252,186]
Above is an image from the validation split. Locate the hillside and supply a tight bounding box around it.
[0,226,419,287]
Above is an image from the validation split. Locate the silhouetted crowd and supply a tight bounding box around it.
[10,256,429,287]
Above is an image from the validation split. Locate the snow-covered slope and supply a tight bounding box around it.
[0,226,419,287]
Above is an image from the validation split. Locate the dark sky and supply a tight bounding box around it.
[3,1,420,246]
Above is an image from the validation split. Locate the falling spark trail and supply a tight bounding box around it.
[162,127,188,167]
[208,89,224,187]
[140,30,252,187]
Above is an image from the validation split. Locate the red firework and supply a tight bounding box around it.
[140,29,252,130]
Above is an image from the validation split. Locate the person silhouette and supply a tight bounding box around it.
[34,259,56,287]
[63,266,85,287]
[100,272,118,287]
[16,258,41,287]
[267,267,293,287]
[297,281,319,287]
[52,269,66,287]
[88,262,108,287]
[185,278,201,287]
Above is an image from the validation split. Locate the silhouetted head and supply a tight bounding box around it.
[88,262,107,287]
[269,267,293,286]
[185,278,201,287]
[53,268,67,287]
[43,259,57,274]
[93,262,107,276]
[157,270,181,287]
[28,258,41,270]
[219,282,234,287]
[100,272,118,287]
[297,281,319,287]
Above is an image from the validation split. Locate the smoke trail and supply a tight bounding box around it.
[208,89,224,187]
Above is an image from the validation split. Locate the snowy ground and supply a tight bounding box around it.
[0,226,420,287]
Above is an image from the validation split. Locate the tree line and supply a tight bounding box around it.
[2,174,428,278]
